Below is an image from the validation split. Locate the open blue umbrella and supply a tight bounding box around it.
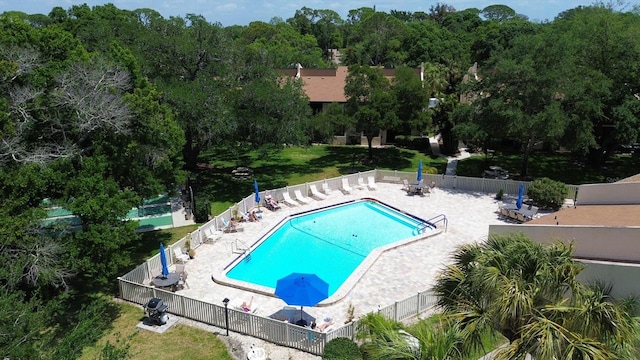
[417,160,423,182]
[516,183,524,210]
[254,180,261,205]
[159,243,169,277]
[275,273,329,323]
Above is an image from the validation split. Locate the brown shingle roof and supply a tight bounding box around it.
[280,66,422,103]
[617,174,640,183]
[527,204,640,227]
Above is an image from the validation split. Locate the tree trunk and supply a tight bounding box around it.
[183,128,198,171]
[520,138,534,179]
[366,135,374,161]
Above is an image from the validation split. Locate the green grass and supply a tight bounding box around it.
[455,151,640,185]
[194,145,446,216]
[78,300,232,360]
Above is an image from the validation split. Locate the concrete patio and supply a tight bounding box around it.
[167,182,531,327]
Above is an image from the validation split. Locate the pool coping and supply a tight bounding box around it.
[210,198,444,306]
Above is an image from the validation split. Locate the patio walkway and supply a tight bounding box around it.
[166,181,535,359]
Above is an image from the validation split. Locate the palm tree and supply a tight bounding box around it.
[433,233,638,359]
[356,312,463,360]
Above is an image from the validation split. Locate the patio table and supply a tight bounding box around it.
[153,273,180,291]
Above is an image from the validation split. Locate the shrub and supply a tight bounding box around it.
[527,177,567,210]
[496,189,504,200]
[322,337,362,360]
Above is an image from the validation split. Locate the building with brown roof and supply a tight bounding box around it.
[280,65,424,146]
[490,178,640,298]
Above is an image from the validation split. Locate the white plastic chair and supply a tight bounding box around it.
[294,189,312,204]
[173,247,190,263]
[322,182,332,194]
[367,176,377,190]
[281,192,300,207]
[309,184,326,199]
[341,178,353,194]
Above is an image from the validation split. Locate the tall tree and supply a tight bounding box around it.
[433,233,638,359]
[553,5,640,168]
[468,27,570,178]
[343,12,407,67]
[344,65,398,160]
[392,65,432,134]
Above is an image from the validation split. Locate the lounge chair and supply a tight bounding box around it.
[173,247,190,263]
[241,211,260,222]
[294,189,313,204]
[322,182,332,194]
[341,178,353,194]
[367,176,377,190]
[356,177,366,190]
[233,298,258,314]
[222,218,243,232]
[203,227,222,243]
[281,192,300,207]
[264,192,282,211]
[309,184,326,199]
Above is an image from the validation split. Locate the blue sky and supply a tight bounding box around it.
[1,1,601,26]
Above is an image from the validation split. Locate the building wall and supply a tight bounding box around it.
[577,182,640,205]
[489,224,640,298]
[578,259,640,298]
[489,224,640,263]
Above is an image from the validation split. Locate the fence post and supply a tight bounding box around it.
[416,292,420,315]
[394,301,399,321]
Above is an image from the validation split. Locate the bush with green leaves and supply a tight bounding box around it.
[323,337,362,360]
[527,177,567,210]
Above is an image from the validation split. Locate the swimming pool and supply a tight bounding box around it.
[224,199,437,301]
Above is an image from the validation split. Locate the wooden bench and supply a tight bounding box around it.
[381,176,402,183]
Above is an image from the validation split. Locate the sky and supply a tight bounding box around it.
[1,0,604,26]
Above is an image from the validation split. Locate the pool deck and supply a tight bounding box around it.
[166,182,544,358]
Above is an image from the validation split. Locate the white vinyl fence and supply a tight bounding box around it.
[118,170,577,355]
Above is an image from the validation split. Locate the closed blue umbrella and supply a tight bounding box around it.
[254,180,261,205]
[275,273,329,323]
[417,160,423,182]
[516,184,524,210]
[159,243,169,277]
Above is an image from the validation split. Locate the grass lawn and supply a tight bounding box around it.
[78,299,232,360]
[455,150,640,185]
[194,145,446,216]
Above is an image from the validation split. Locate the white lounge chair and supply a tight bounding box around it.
[294,189,312,204]
[309,184,326,199]
[281,192,300,207]
[341,178,353,194]
[367,176,377,190]
[356,177,366,190]
[203,227,222,243]
[322,182,332,194]
[222,218,243,232]
[173,247,190,263]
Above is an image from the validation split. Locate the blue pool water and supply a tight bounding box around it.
[226,200,432,297]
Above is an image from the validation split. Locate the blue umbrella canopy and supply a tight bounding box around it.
[516,183,524,210]
[159,243,169,277]
[417,160,423,182]
[275,273,329,307]
[254,180,261,204]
